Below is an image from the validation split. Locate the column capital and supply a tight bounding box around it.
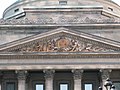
[16,70,28,80]
[43,70,55,79]
[72,69,84,80]
[100,69,112,80]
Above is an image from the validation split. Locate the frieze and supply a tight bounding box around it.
[11,36,113,53]
[0,17,120,25]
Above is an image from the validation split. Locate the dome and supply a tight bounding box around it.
[3,0,120,19]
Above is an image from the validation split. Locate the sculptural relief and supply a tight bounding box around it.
[0,14,120,25]
[15,36,113,53]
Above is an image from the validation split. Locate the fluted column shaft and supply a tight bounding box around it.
[72,70,83,90]
[44,70,55,90]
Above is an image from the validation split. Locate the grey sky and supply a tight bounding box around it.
[0,0,120,18]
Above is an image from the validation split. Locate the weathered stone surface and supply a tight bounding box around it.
[0,17,120,25]
[0,28,119,53]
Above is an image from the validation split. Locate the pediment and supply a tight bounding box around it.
[0,27,120,53]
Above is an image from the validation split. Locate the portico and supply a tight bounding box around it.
[1,0,120,90]
[0,27,120,90]
[0,69,119,90]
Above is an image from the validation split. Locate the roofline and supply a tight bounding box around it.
[104,0,120,7]
[3,0,120,18]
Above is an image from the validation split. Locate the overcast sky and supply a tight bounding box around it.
[0,0,120,18]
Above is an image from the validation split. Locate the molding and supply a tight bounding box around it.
[0,52,119,59]
[24,6,103,11]
[102,10,120,18]
[4,12,26,20]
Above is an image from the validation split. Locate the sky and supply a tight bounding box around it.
[0,0,120,18]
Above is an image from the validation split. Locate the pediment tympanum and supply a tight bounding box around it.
[14,36,113,53]
[0,28,119,53]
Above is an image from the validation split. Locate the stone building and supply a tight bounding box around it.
[0,0,120,90]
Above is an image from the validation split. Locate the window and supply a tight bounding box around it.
[6,82,15,90]
[60,83,68,90]
[14,8,19,12]
[33,81,45,90]
[108,7,113,11]
[59,1,67,5]
[113,82,120,90]
[35,84,44,90]
[84,84,93,90]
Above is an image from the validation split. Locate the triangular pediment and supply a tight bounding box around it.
[0,27,120,53]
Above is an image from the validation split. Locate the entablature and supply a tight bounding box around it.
[0,52,120,59]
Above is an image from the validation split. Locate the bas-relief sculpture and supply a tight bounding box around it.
[0,15,119,25]
[13,36,113,53]
[1,0,120,90]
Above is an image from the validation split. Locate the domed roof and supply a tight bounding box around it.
[3,0,120,19]
[10,0,117,6]
[12,0,119,6]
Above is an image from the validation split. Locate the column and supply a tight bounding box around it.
[0,72,3,90]
[72,69,83,90]
[100,69,112,90]
[43,70,55,90]
[16,70,27,90]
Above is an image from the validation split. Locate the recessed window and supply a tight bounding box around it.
[84,84,93,90]
[60,84,68,90]
[6,82,15,90]
[59,1,67,5]
[108,7,113,11]
[35,84,44,90]
[14,8,19,12]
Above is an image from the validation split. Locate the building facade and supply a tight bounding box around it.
[0,0,120,90]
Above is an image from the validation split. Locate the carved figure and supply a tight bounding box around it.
[16,36,112,52]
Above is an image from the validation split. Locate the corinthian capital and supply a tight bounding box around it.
[100,69,112,80]
[16,70,28,80]
[43,70,55,79]
[72,69,84,80]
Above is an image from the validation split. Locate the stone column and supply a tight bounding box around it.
[100,69,112,90]
[43,70,55,90]
[16,70,27,90]
[0,72,3,90]
[72,69,83,90]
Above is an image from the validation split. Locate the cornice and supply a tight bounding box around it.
[1,24,120,30]
[0,52,120,59]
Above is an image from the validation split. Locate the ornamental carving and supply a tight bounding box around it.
[43,70,55,79]
[0,16,120,25]
[12,36,113,52]
[16,70,28,80]
[72,69,84,80]
[100,69,112,80]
